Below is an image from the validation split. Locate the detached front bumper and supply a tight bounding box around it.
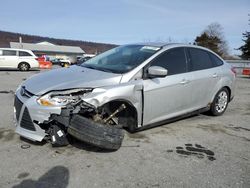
[14,88,61,142]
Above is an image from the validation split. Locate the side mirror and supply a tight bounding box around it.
[148,66,168,78]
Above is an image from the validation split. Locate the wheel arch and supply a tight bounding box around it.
[100,99,138,132]
[222,86,231,100]
[209,86,230,116]
[18,61,30,69]
[212,86,231,102]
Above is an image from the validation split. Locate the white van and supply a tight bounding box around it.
[0,48,39,71]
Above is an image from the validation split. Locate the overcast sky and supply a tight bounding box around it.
[0,0,249,55]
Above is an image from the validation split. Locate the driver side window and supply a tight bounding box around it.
[150,47,187,76]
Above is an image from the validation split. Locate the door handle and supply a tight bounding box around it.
[180,79,190,85]
[212,73,218,78]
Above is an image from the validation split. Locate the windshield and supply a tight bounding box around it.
[81,45,161,74]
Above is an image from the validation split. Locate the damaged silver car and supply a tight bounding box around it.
[14,43,236,149]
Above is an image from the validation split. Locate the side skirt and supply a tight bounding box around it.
[135,107,210,132]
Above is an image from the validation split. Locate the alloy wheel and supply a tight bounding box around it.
[215,91,228,113]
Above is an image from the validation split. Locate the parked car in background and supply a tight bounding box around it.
[51,58,64,66]
[76,56,92,64]
[51,58,71,67]
[0,48,39,71]
[14,43,236,150]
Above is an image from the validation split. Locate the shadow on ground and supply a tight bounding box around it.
[68,136,116,153]
[21,135,116,153]
[13,166,69,188]
[0,69,40,72]
[20,136,47,146]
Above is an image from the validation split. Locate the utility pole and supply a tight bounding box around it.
[19,36,23,49]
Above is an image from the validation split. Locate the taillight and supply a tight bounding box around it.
[231,67,237,76]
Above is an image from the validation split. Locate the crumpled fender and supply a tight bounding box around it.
[82,80,143,127]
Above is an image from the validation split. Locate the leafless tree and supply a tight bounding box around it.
[204,22,229,57]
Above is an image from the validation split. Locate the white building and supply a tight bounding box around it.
[10,41,85,59]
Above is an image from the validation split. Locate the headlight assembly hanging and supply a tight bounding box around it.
[37,88,92,107]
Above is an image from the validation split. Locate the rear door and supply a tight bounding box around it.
[143,47,194,126]
[18,50,35,61]
[186,47,222,109]
[18,51,34,57]
[1,50,18,67]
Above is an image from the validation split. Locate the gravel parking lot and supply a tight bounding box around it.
[0,68,249,188]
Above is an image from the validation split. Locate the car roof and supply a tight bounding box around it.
[133,43,220,54]
[128,43,223,60]
[131,42,169,47]
[0,48,33,52]
[131,42,209,49]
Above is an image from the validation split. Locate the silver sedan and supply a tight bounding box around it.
[14,43,236,149]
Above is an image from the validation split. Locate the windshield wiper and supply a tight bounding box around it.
[82,65,116,73]
[96,67,116,73]
[82,65,97,70]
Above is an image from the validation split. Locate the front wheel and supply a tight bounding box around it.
[68,115,124,150]
[210,88,229,116]
[18,62,30,71]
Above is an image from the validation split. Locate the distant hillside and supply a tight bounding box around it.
[0,30,117,54]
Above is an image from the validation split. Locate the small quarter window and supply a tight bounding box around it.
[19,51,32,56]
[209,53,223,66]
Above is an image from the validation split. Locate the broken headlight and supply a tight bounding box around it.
[37,89,92,107]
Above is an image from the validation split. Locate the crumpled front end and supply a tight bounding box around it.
[14,81,142,148]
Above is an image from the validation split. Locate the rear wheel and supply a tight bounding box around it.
[18,62,30,71]
[210,88,229,116]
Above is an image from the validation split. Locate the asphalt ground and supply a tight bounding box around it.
[0,67,249,188]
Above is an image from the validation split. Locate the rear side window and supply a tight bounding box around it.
[2,50,17,56]
[19,51,32,56]
[188,48,213,71]
[209,53,223,66]
[150,47,187,75]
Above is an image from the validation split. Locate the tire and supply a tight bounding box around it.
[18,62,30,71]
[127,124,137,133]
[68,115,124,150]
[210,88,229,116]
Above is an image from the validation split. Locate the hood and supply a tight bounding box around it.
[23,65,122,95]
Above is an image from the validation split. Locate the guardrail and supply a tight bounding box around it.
[226,60,250,76]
